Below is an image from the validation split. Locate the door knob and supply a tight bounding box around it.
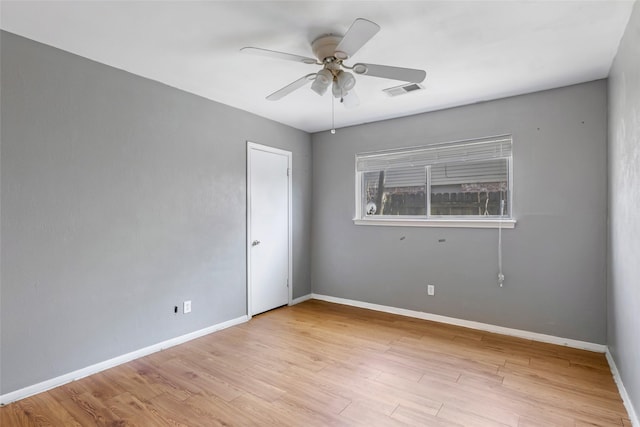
[252,240,261,247]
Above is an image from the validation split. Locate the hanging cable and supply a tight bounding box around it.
[498,198,505,287]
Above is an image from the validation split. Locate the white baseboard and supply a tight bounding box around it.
[311,293,607,353]
[291,294,313,305]
[606,349,639,426]
[0,315,248,406]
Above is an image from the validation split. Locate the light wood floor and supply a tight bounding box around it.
[1,300,631,426]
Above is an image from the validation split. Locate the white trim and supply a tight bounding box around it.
[0,315,248,406]
[310,294,606,353]
[291,294,313,305]
[246,142,293,318]
[353,218,517,229]
[606,349,639,426]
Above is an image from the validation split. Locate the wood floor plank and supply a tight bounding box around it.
[51,391,122,426]
[229,392,324,427]
[339,401,408,427]
[0,300,630,426]
[160,356,246,402]
[499,360,620,396]
[241,363,351,415]
[146,392,228,426]
[0,400,33,426]
[105,391,172,427]
[501,372,627,424]
[350,351,428,382]
[183,393,257,426]
[517,413,575,427]
[15,393,84,426]
[391,404,459,427]
[437,403,514,427]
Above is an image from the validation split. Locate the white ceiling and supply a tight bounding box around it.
[1,1,634,133]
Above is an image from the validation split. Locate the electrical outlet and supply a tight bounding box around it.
[183,300,192,314]
[427,285,435,296]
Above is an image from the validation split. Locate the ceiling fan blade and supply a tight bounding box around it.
[341,90,360,109]
[266,74,316,101]
[240,47,318,64]
[334,18,380,60]
[352,63,426,83]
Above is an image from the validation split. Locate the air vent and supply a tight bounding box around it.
[383,83,424,97]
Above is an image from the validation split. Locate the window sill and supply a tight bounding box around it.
[353,218,516,229]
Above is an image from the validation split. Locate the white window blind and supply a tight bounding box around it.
[380,166,426,187]
[431,159,508,187]
[356,135,512,172]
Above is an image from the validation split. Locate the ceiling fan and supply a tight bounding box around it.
[240,18,426,108]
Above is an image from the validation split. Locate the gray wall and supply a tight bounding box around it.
[311,80,608,344]
[0,31,312,395]
[608,0,640,416]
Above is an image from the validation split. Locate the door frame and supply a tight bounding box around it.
[246,141,293,318]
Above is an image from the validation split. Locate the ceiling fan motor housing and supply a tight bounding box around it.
[312,35,344,62]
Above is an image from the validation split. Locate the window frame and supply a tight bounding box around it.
[354,135,516,229]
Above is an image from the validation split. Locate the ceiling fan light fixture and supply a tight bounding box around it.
[341,90,360,108]
[317,69,333,84]
[333,71,356,99]
[336,70,356,92]
[311,69,332,95]
[311,79,328,96]
[332,81,344,99]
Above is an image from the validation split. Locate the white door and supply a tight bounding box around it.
[247,142,291,316]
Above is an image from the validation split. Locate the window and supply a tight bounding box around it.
[355,135,515,228]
